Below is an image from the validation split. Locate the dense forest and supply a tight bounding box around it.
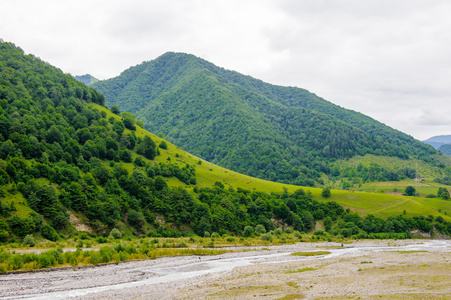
[92,52,442,186]
[1,41,450,245]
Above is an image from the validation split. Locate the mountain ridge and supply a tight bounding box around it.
[423,135,451,148]
[92,52,441,185]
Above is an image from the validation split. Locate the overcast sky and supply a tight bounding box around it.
[1,0,450,140]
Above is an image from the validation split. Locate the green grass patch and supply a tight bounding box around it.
[285,267,318,273]
[1,193,34,218]
[0,246,233,273]
[290,251,330,257]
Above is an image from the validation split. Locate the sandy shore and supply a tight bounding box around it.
[1,240,450,299]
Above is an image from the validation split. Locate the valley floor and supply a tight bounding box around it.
[1,240,450,299]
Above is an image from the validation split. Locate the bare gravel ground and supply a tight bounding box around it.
[1,240,450,299]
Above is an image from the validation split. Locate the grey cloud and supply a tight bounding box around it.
[0,0,449,140]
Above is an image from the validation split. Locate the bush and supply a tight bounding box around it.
[284,227,293,234]
[100,246,114,263]
[404,186,416,196]
[22,234,35,247]
[321,187,331,198]
[109,228,122,239]
[243,226,254,237]
[111,105,120,115]
[274,228,283,236]
[204,231,210,238]
[96,236,108,243]
[261,233,272,241]
[8,255,23,270]
[211,232,220,238]
[41,225,58,241]
[89,252,101,265]
[127,209,145,229]
[159,141,168,150]
[134,157,146,167]
[255,224,266,234]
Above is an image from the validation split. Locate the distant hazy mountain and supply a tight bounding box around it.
[423,135,451,149]
[92,52,440,185]
[438,145,451,156]
[74,74,99,86]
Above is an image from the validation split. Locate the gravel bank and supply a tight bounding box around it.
[1,240,449,299]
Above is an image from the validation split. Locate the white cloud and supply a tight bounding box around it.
[0,0,449,140]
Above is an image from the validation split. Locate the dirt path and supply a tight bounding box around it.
[1,240,450,299]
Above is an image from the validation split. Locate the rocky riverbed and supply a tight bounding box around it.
[1,240,450,299]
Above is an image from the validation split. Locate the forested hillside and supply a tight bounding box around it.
[1,41,450,245]
[93,52,441,186]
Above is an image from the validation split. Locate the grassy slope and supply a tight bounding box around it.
[88,104,451,222]
[333,154,451,196]
[336,154,448,179]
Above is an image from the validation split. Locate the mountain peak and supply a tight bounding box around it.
[92,53,441,185]
[74,74,99,86]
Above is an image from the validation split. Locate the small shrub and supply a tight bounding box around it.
[211,232,220,238]
[204,231,210,238]
[284,228,293,234]
[261,233,272,241]
[22,234,35,247]
[243,226,254,237]
[8,255,23,270]
[321,187,331,198]
[124,243,136,254]
[90,252,101,266]
[119,251,129,261]
[274,228,283,236]
[96,236,108,244]
[76,240,84,249]
[99,247,114,263]
[41,225,58,242]
[255,224,266,234]
[159,141,168,150]
[174,241,188,248]
[109,228,122,239]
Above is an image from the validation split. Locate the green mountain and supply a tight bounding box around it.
[0,41,366,241]
[1,41,451,248]
[74,74,99,86]
[92,52,441,186]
